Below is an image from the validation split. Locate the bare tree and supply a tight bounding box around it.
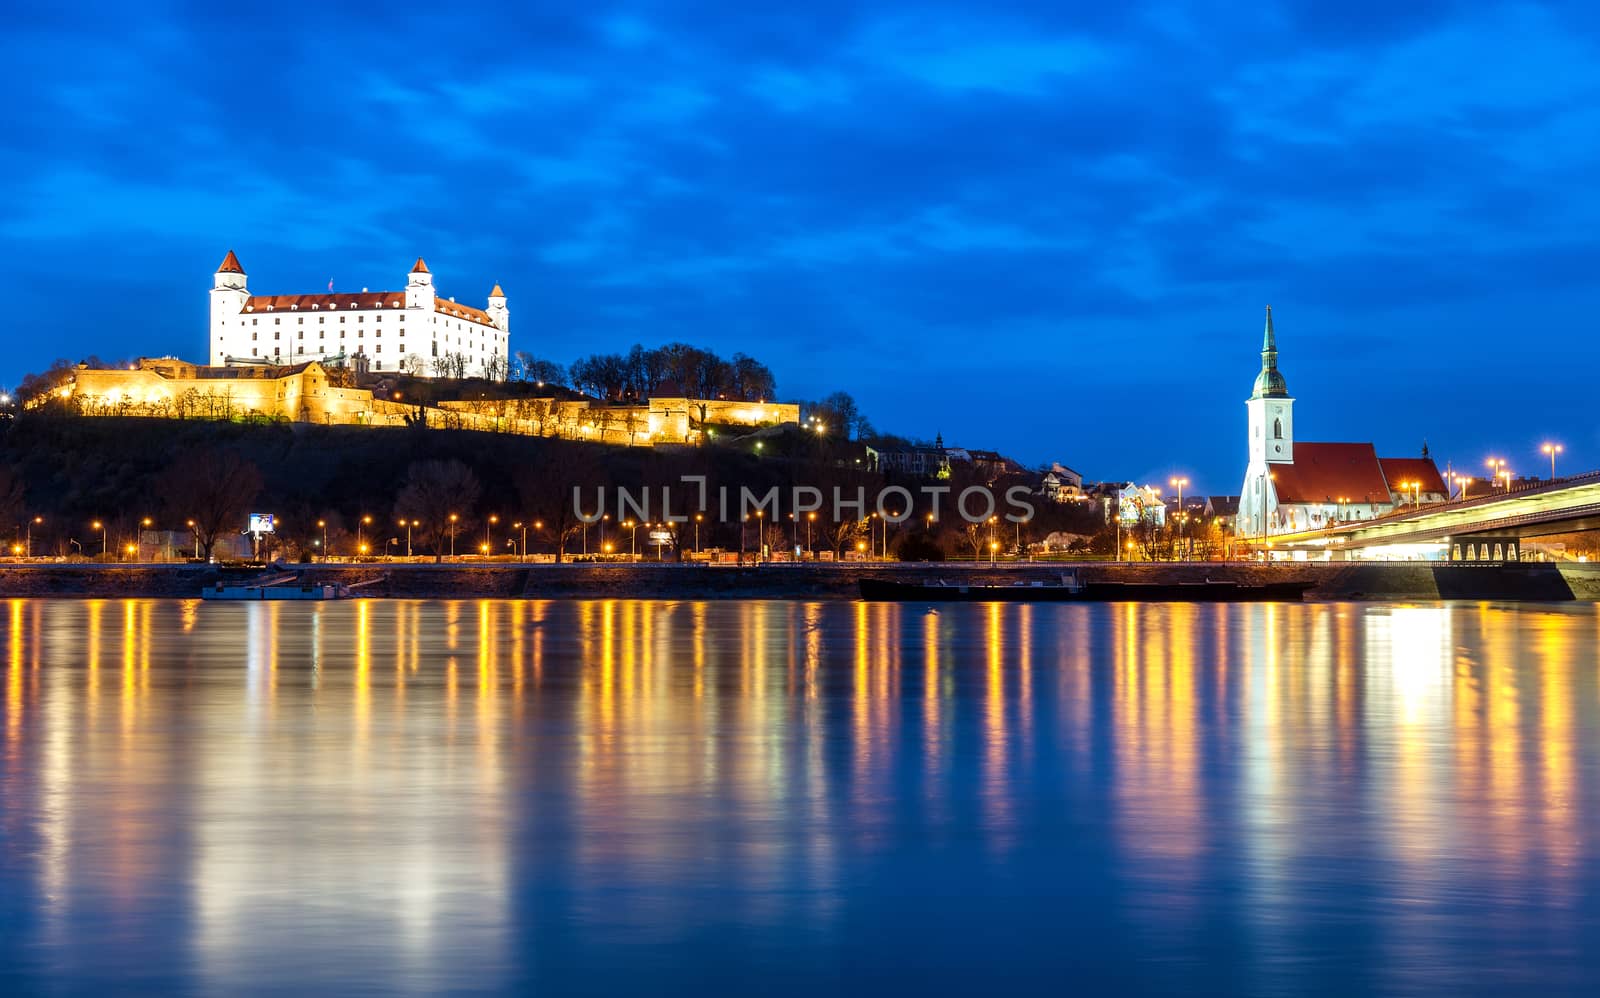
[515,447,602,563]
[158,447,263,562]
[394,459,482,562]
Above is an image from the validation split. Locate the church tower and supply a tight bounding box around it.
[1238,306,1295,536]
[210,250,248,366]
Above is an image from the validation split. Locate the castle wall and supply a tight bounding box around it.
[64,361,796,446]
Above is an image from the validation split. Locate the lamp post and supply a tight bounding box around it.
[485,514,498,557]
[740,515,747,561]
[599,514,608,554]
[694,513,703,555]
[809,512,817,557]
[92,520,105,559]
[1486,457,1506,490]
[627,519,639,559]
[1452,475,1470,502]
[514,521,526,559]
[358,514,372,558]
[534,520,543,559]
[187,519,198,560]
[1542,442,1563,481]
[26,516,41,558]
[448,513,459,558]
[1169,477,1188,561]
[398,519,415,558]
[317,519,327,561]
[755,510,764,563]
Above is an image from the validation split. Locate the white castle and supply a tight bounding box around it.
[209,251,510,380]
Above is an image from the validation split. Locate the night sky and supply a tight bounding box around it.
[5,1,1597,494]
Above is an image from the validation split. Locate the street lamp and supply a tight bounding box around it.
[694,513,703,554]
[1486,457,1506,490]
[1451,475,1471,502]
[627,519,640,558]
[808,511,817,556]
[317,519,327,561]
[26,516,41,558]
[514,521,526,559]
[485,514,498,556]
[92,520,105,559]
[398,518,415,558]
[448,513,459,557]
[1542,442,1563,481]
[358,514,372,557]
[186,519,198,559]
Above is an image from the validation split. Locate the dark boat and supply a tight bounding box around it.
[858,575,1315,603]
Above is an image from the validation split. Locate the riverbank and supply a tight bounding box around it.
[0,561,1596,600]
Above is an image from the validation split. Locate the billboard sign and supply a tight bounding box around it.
[248,513,276,535]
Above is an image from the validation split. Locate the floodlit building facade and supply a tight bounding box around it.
[1237,307,1446,537]
[210,252,509,380]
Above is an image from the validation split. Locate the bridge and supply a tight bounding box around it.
[1253,470,1600,557]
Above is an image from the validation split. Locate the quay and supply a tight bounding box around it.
[0,561,1596,601]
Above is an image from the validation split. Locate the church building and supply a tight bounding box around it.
[1236,307,1447,537]
[209,252,509,380]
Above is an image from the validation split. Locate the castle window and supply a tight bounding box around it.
[251,332,258,341]
[1273,418,1282,439]
[340,317,345,324]
[319,317,324,324]
[358,315,364,323]
[298,317,303,324]
[274,318,280,325]
[252,318,258,326]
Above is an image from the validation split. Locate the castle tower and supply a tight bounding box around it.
[1238,306,1295,537]
[210,250,249,365]
[404,257,434,310]
[487,282,509,335]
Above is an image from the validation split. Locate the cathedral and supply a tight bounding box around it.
[209,252,510,380]
[1236,307,1446,537]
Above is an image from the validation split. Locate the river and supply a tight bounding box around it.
[2,599,1597,995]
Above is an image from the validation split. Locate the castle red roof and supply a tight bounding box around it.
[1378,458,1447,495]
[1270,442,1391,505]
[434,297,496,326]
[244,292,405,311]
[217,250,245,274]
[411,257,430,274]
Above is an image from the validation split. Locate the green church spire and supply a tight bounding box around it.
[1251,305,1289,400]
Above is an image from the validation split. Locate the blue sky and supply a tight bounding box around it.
[3,0,1598,493]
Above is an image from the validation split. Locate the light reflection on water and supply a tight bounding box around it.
[2,598,1599,995]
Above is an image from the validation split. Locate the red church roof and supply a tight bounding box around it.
[411,257,430,274]
[1378,458,1447,495]
[217,250,245,274]
[1270,443,1392,505]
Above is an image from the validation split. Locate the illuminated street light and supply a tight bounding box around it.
[448,513,459,558]
[317,519,327,561]
[1542,442,1564,481]
[26,516,42,559]
[92,520,105,558]
[485,513,498,555]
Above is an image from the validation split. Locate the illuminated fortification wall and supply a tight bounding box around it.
[64,359,798,446]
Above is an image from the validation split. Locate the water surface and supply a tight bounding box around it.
[2,599,1598,996]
